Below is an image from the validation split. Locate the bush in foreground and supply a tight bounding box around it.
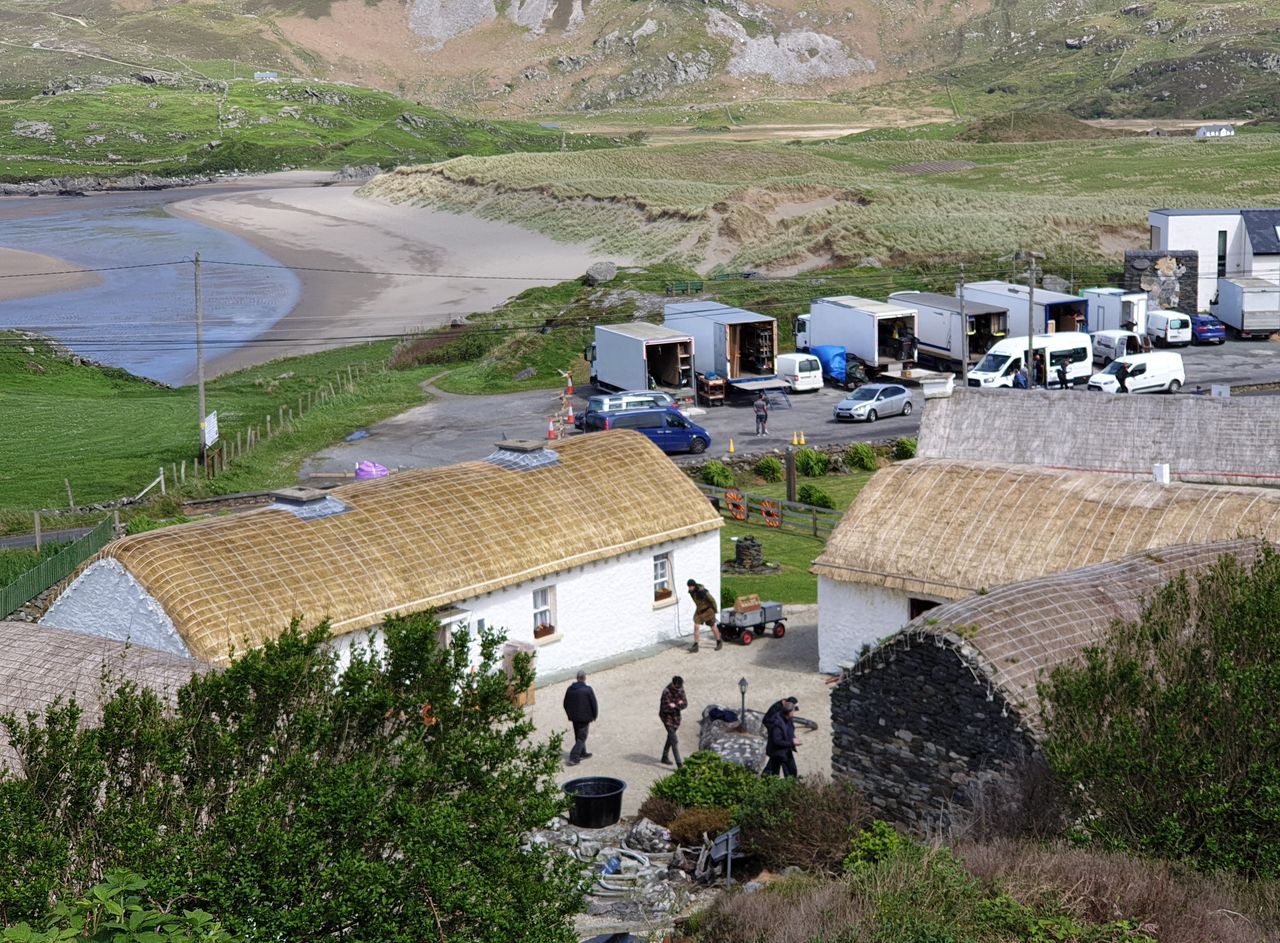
[752,455,784,482]
[794,448,829,477]
[892,436,917,460]
[796,483,834,509]
[699,461,736,488]
[649,751,766,819]
[737,776,870,874]
[845,442,878,471]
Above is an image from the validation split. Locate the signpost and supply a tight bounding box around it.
[203,410,219,448]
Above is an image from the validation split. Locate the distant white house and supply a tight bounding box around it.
[1195,124,1235,139]
[41,434,722,679]
[253,71,279,81]
[1148,207,1280,310]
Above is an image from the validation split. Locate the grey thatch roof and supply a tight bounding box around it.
[0,622,208,774]
[813,459,1280,599]
[71,432,721,664]
[854,540,1269,737]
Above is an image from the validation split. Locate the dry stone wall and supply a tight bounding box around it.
[831,637,1035,829]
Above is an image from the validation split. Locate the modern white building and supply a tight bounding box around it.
[42,433,722,678]
[811,459,1280,673]
[1195,124,1235,139]
[1148,207,1280,310]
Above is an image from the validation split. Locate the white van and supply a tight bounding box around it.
[1145,312,1192,347]
[1088,351,1185,394]
[775,352,824,392]
[1092,330,1146,365]
[966,332,1093,388]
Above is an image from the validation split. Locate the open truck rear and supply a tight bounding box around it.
[962,280,1088,335]
[664,301,778,393]
[1212,277,1280,338]
[795,296,918,370]
[588,323,695,395]
[888,291,1007,371]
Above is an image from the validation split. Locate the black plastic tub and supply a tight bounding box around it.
[563,776,627,829]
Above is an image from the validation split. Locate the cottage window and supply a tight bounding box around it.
[653,553,673,601]
[1217,230,1228,278]
[533,587,555,638]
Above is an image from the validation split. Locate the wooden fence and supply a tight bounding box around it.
[0,516,114,619]
[697,484,843,539]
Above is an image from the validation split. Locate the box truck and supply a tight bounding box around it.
[888,291,1007,371]
[962,280,1088,335]
[793,296,918,369]
[586,323,695,394]
[663,301,778,391]
[1083,288,1148,335]
[1211,277,1280,338]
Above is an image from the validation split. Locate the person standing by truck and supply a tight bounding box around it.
[753,393,769,437]
[687,579,722,652]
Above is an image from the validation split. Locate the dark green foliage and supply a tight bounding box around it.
[794,447,829,478]
[796,483,834,509]
[389,329,502,369]
[736,776,869,874]
[845,442,878,471]
[0,613,584,941]
[893,436,918,460]
[669,807,732,846]
[699,461,736,488]
[844,820,908,874]
[123,514,190,535]
[753,455,784,483]
[649,751,767,817]
[1041,549,1280,877]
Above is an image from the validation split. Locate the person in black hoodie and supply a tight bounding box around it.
[762,699,799,778]
[562,671,598,766]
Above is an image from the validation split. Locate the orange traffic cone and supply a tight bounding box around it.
[566,404,576,426]
[566,377,574,396]
[547,417,557,440]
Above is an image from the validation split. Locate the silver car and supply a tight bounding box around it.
[833,383,913,423]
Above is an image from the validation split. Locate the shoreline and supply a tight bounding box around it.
[0,248,103,303]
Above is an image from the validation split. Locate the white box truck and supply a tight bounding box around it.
[1083,288,1149,335]
[793,296,918,368]
[587,323,695,394]
[888,291,1007,371]
[663,301,778,391]
[1211,277,1280,338]
[962,280,1088,335]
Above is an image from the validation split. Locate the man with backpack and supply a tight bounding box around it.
[687,579,721,652]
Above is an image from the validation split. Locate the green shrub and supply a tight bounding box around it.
[669,806,733,845]
[637,795,683,827]
[650,751,767,816]
[796,484,835,509]
[893,436,918,460]
[844,820,909,874]
[753,455,784,483]
[700,461,736,488]
[845,442,878,471]
[794,447,829,478]
[124,514,190,536]
[737,776,870,874]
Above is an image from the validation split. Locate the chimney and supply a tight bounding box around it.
[1152,463,1171,485]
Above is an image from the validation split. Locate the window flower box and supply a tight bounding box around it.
[654,587,673,602]
[534,623,556,640]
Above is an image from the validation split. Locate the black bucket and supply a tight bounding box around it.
[563,776,626,829]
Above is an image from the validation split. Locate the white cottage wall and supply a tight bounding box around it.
[1152,212,1248,311]
[817,577,912,673]
[41,559,190,657]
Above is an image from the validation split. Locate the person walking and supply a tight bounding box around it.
[1056,359,1070,390]
[762,699,799,778]
[659,675,688,768]
[562,671,598,766]
[1116,361,1131,393]
[753,393,769,437]
[687,579,721,652]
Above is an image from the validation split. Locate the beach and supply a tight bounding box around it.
[0,248,102,303]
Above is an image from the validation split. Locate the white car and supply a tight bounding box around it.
[1088,352,1184,394]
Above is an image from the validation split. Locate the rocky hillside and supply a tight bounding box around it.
[0,0,1276,118]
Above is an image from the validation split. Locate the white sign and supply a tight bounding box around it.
[1211,384,1231,399]
[203,410,219,447]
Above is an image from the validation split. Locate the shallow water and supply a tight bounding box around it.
[0,202,300,386]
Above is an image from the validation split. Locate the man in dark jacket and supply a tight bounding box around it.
[562,671,598,766]
[763,699,799,778]
[659,676,688,768]
[687,579,721,652]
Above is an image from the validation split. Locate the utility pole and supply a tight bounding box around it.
[1018,249,1045,390]
[958,262,968,387]
[195,252,207,464]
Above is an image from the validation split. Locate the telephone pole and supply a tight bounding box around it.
[1017,249,1045,390]
[958,262,968,387]
[195,252,207,464]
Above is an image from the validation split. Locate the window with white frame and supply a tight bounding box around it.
[533,587,555,638]
[653,552,673,601]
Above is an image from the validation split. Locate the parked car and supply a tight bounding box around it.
[775,352,824,392]
[832,383,912,422]
[1145,311,1192,347]
[584,406,711,453]
[1191,313,1227,345]
[1092,329,1144,365]
[1088,352,1185,394]
[575,390,677,429]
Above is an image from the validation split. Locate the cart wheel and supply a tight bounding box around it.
[772,622,786,638]
[741,630,754,645]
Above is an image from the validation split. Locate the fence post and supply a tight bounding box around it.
[171,462,177,486]
[347,365,354,390]
[159,467,166,495]
[64,478,75,510]
[267,416,272,439]
[812,507,818,538]
[279,405,285,428]
[237,430,243,459]
[33,511,41,552]
[181,460,186,483]
[113,509,121,539]
[785,449,797,504]
[298,396,304,418]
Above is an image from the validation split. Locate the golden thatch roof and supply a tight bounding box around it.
[0,622,209,773]
[865,540,1269,737]
[88,432,720,663]
[813,459,1280,599]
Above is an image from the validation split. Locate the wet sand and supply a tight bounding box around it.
[0,248,102,303]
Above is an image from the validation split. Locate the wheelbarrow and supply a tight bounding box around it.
[716,601,786,646]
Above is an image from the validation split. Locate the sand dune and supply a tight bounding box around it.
[0,248,102,303]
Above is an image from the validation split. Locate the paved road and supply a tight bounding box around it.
[0,527,92,550]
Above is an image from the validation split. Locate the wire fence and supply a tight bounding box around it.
[0,517,114,620]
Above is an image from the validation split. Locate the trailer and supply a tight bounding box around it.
[962,280,1088,335]
[1211,277,1280,338]
[793,296,918,369]
[1082,288,1148,335]
[586,323,695,395]
[663,301,778,392]
[887,291,1007,371]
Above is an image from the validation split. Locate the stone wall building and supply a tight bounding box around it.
[830,540,1268,827]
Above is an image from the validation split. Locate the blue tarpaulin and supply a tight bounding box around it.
[812,345,847,384]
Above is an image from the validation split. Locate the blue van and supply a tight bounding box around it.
[584,407,712,454]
